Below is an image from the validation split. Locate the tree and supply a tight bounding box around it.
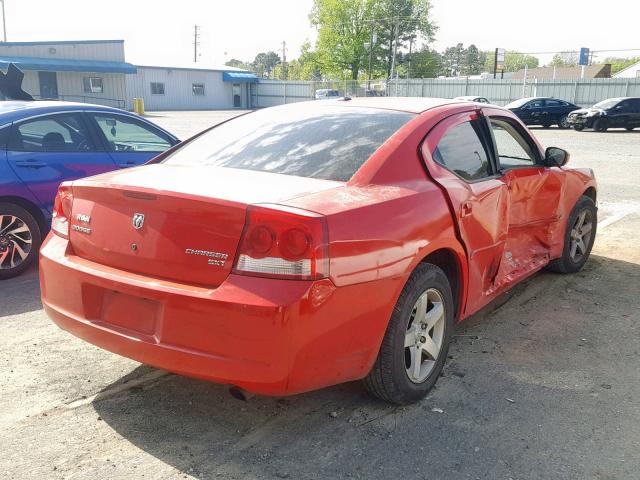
[225,59,252,70]
[405,45,440,77]
[600,56,640,75]
[310,0,378,80]
[483,51,539,73]
[549,52,578,67]
[253,51,281,78]
[377,0,437,78]
[462,44,484,75]
[440,43,465,76]
[310,0,436,80]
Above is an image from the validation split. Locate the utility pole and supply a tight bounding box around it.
[193,25,200,63]
[281,40,287,80]
[389,17,399,96]
[1,1,7,42]
[407,36,414,79]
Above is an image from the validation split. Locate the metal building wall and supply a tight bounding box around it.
[126,67,248,110]
[20,70,127,108]
[0,40,126,61]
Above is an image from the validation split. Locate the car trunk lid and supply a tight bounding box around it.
[68,164,341,287]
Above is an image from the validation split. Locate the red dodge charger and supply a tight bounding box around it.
[40,98,597,404]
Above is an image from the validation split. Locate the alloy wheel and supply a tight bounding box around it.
[569,209,593,262]
[404,288,446,383]
[0,214,33,271]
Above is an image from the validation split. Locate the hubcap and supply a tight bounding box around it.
[569,209,593,262]
[404,288,446,384]
[0,214,33,270]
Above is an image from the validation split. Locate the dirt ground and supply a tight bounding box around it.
[1,112,639,480]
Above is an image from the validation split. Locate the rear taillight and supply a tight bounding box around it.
[233,205,329,281]
[51,183,74,238]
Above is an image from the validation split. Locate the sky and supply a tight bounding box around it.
[3,0,640,67]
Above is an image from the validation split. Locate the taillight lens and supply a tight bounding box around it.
[233,205,329,280]
[51,183,73,238]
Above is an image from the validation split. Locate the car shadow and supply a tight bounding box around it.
[0,265,42,317]
[91,253,640,479]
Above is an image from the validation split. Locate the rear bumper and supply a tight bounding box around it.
[40,234,399,396]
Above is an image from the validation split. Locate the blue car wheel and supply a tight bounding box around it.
[0,203,41,279]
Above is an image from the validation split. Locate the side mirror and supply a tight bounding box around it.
[545,147,569,167]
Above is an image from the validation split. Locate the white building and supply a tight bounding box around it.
[126,64,257,111]
[0,39,136,108]
[613,61,640,79]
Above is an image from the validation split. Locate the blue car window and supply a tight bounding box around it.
[9,114,95,152]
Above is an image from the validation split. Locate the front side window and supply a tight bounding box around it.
[192,83,205,96]
[163,104,415,181]
[91,114,172,152]
[83,77,103,94]
[150,82,165,95]
[9,114,95,152]
[490,118,537,170]
[432,121,492,182]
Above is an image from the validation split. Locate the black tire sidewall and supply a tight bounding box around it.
[593,118,607,131]
[558,115,569,129]
[389,265,454,403]
[561,197,597,272]
[0,202,42,280]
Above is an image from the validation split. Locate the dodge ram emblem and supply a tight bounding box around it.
[132,213,145,230]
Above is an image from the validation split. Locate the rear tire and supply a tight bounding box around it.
[363,263,454,405]
[542,123,552,129]
[547,196,597,274]
[593,118,608,132]
[0,203,42,280]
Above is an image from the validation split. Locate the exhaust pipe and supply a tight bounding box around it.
[229,386,254,401]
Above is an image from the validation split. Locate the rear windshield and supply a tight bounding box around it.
[163,104,415,181]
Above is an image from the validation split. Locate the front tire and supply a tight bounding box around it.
[593,118,608,132]
[363,263,454,405]
[573,125,585,131]
[626,126,635,131]
[0,203,42,280]
[547,196,597,274]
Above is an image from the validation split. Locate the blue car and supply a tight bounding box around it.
[505,97,580,129]
[0,101,179,279]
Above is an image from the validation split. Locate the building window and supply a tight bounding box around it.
[83,77,103,94]
[150,82,165,95]
[192,83,205,96]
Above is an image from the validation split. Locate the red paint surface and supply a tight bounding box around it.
[40,100,596,396]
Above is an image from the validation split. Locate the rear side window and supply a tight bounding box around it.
[9,114,95,152]
[163,104,415,181]
[432,121,492,181]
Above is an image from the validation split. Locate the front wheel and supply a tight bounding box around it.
[626,126,635,131]
[593,118,608,132]
[547,196,597,274]
[0,203,42,279]
[573,125,585,131]
[558,115,570,129]
[363,263,454,405]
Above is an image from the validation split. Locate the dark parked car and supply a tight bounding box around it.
[506,97,580,129]
[567,97,640,131]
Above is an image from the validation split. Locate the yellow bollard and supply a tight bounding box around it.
[133,98,139,115]
[138,97,145,116]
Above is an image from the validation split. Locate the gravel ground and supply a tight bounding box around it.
[1,110,639,480]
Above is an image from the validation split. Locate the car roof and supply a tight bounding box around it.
[0,100,134,124]
[317,97,460,113]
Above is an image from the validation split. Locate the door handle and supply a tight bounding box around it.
[14,159,46,169]
[461,201,473,217]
